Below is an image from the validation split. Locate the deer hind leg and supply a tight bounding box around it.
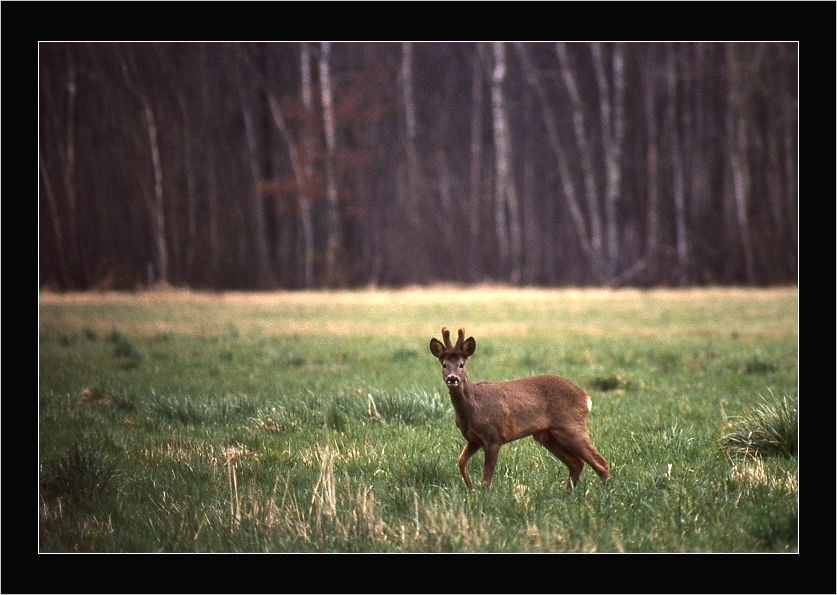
[553,431,611,484]
[458,441,481,490]
[584,446,611,482]
[534,432,584,491]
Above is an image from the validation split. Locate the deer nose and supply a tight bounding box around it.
[445,375,460,386]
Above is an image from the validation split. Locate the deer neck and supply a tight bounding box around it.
[445,374,480,435]
[445,373,474,408]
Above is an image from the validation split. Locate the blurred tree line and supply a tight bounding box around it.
[39,42,797,290]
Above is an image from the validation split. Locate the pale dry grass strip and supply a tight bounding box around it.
[39,285,798,305]
[39,286,797,342]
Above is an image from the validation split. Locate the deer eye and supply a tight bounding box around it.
[459,363,464,369]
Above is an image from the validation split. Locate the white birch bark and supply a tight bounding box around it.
[667,45,688,286]
[319,42,344,286]
[118,49,169,285]
[298,43,316,288]
[491,43,522,283]
[591,42,625,281]
[401,42,424,232]
[141,100,169,285]
[491,45,509,276]
[726,43,756,284]
[468,44,485,279]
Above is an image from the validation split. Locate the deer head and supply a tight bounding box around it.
[429,327,476,387]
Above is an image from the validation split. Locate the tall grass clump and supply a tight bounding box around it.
[724,390,797,458]
[369,389,448,426]
[40,443,118,507]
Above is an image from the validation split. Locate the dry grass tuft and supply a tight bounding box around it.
[728,457,797,492]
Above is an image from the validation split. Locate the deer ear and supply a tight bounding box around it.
[462,337,476,357]
[429,337,446,358]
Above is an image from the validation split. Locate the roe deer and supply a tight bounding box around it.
[429,327,610,490]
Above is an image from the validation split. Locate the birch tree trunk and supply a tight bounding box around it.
[491,43,522,283]
[765,110,783,253]
[298,43,316,288]
[490,44,509,278]
[783,100,797,271]
[688,43,709,270]
[726,43,756,284]
[591,42,625,281]
[642,46,661,285]
[238,69,275,288]
[118,49,169,286]
[199,44,222,284]
[63,47,81,285]
[439,66,456,217]
[521,78,538,285]
[140,100,169,286]
[667,45,689,286]
[40,149,70,287]
[40,48,78,287]
[319,42,345,287]
[175,88,198,283]
[773,43,797,279]
[402,42,423,222]
[468,43,486,281]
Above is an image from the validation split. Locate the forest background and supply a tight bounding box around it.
[38,42,798,291]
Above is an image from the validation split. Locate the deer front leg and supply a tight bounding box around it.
[458,441,481,489]
[481,442,501,488]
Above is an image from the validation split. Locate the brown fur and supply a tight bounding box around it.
[430,327,610,490]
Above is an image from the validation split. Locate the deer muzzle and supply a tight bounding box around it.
[445,375,460,386]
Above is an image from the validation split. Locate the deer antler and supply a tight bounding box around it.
[442,327,453,349]
[455,328,466,351]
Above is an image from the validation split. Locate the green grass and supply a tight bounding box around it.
[39,287,798,552]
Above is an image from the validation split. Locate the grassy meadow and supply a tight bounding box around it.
[38,287,798,552]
